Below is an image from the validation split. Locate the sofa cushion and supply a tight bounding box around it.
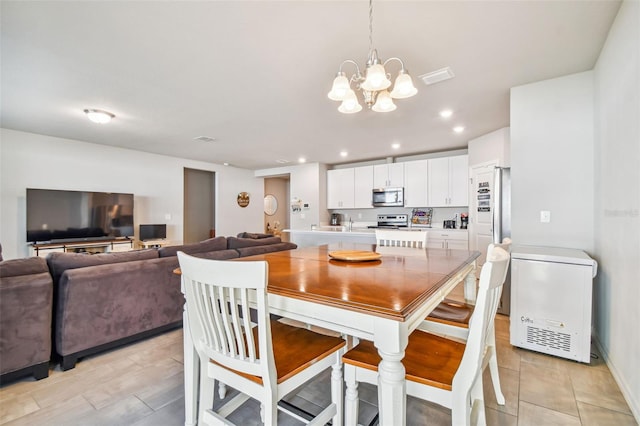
[55,256,183,356]
[227,236,282,249]
[191,249,240,261]
[46,249,159,286]
[158,237,228,258]
[0,257,49,278]
[236,242,297,257]
[236,232,273,239]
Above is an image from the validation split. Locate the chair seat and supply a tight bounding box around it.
[213,320,346,385]
[342,331,465,391]
[427,298,474,327]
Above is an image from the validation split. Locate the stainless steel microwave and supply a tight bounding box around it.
[372,187,404,207]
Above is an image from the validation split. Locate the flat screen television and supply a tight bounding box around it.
[139,224,167,241]
[26,188,134,243]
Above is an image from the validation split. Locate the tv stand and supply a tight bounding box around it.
[29,239,133,258]
[137,239,171,249]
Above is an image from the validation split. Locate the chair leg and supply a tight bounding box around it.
[486,329,505,405]
[218,382,227,399]
[344,365,359,426]
[471,374,486,426]
[331,362,344,426]
[261,400,278,426]
[199,358,215,422]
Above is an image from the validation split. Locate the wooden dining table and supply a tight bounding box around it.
[180,242,480,426]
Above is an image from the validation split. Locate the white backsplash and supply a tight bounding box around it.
[331,206,469,229]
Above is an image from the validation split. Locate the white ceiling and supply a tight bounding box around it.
[1,0,621,170]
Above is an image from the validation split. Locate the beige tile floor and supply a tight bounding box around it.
[0,316,637,425]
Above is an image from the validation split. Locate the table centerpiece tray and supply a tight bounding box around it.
[328,250,382,262]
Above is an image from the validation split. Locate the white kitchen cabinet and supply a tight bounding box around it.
[427,230,469,250]
[428,155,469,206]
[403,160,428,207]
[353,165,374,208]
[327,168,354,209]
[373,163,404,188]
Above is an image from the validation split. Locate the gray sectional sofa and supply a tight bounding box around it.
[0,256,53,383]
[0,235,296,381]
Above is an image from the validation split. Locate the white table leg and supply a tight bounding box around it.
[464,261,478,304]
[374,320,408,426]
[377,349,406,426]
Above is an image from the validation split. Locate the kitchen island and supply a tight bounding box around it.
[284,226,469,249]
[283,227,377,247]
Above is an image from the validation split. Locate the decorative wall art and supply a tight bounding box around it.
[237,192,250,208]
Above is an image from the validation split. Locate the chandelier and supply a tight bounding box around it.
[327,0,417,114]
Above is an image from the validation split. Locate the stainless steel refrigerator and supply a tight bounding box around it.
[493,167,511,314]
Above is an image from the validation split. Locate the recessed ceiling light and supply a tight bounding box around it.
[340,151,348,157]
[298,157,307,163]
[453,126,465,133]
[194,136,216,143]
[276,159,291,164]
[418,67,455,86]
[439,109,453,118]
[391,143,401,149]
[223,162,229,166]
[84,108,115,124]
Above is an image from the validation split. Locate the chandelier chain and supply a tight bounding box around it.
[368,0,374,54]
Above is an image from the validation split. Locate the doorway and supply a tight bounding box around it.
[184,168,215,243]
[264,176,290,239]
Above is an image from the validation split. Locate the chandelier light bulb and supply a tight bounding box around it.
[338,89,363,114]
[371,90,397,112]
[327,73,350,101]
[390,71,418,99]
[361,63,391,92]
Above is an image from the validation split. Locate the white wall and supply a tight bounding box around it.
[0,128,263,259]
[467,127,510,168]
[593,0,640,419]
[255,162,327,230]
[510,72,595,251]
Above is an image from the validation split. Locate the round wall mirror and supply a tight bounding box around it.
[264,194,278,216]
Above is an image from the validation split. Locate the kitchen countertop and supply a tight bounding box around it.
[283,226,468,234]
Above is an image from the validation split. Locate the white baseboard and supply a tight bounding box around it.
[592,333,640,423]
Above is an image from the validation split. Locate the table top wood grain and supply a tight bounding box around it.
[235,243,479,322]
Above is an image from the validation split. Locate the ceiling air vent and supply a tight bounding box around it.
[194,136,216,143]
[419,67,455,86]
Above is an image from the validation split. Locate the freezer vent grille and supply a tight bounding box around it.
[526,326,571,352]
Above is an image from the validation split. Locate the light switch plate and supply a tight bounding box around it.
[540,210,551,223]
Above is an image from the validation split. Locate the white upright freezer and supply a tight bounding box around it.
[510,246,598,363]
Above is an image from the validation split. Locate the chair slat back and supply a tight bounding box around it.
[453,246,510,391]
[375,229,427,249]
[178,252,273,380]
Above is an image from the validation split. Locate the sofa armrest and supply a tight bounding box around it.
[0,271,53,377]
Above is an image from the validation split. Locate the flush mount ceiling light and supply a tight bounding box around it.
[194,136,216,143]
[327,0,417,114]
[84,109,115,124]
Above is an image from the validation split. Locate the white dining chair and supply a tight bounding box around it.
[342,246,510,426]
[177,252,347,426]
[419,238,512,405]
[375,229,427,248]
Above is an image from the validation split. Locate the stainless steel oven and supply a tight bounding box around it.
[372,187,404,207]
